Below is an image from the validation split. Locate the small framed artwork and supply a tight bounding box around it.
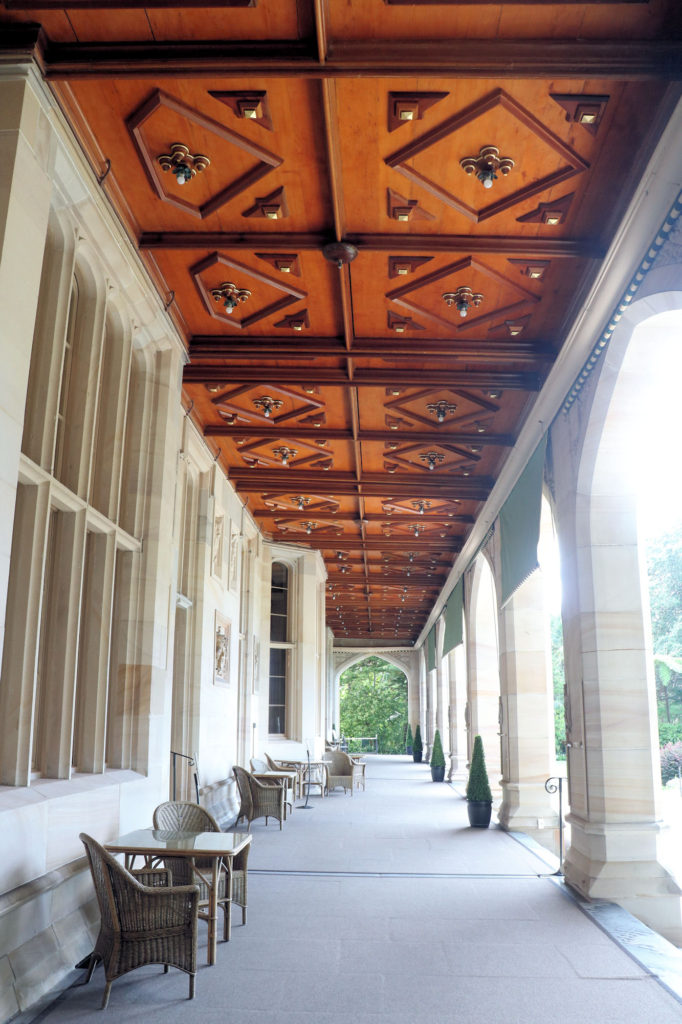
[228,523,240,593]
[214,611,231,686]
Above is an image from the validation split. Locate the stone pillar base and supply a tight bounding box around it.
[498,781,559,833]
[564,815,682,945]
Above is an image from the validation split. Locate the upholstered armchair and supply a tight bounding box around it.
[79,832,198,1009]
[153,800,248,936]
[233,765,286,829]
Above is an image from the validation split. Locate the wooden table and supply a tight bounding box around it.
[105,828,251,965]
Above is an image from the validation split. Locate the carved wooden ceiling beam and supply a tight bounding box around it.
[141,232,601,259]
[29,34,682,80]
[184,366,542,390]
[229,470,491,499]
[205,425,514,447]
[190,338,552,362]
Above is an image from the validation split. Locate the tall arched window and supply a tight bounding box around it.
[269,562,290,735]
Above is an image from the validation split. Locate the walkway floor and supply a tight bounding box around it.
[26,756,682,1024]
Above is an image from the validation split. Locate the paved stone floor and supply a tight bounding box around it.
[23,756,682,1024]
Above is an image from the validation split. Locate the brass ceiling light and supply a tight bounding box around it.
[412,500,431,515]
[253,396,283,418]
[302,521,315,535]
[211,281,252,313]
[157,142,210,185]
[420,451,445,471]
[293,495,309,511]
[426,400,457,423]
[460,145,514,190]
[442,286,484,319]
[273,445,297,466]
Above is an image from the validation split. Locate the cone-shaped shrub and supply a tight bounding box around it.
[430,729,445,768]
[412,724,423,758]
[405,723,414,752]
[466,734,492,802]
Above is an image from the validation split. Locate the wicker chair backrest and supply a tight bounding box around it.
[250,757,268,773]
[153,801,220,833]
[232,766,254,821]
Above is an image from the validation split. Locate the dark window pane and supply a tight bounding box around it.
[269,648,287,675]
[269,676,285,706]
[270,613,287,642]
[271,563,288,589]
[269,707,285,734]
[271,588,288,616]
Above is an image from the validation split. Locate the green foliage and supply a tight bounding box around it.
[660,741,682,785]
[554,701,566,757]
[338,657,408,754]
[430,729,445,768]
[550,614,567,758]
[466,735,492,803]
[405,723,413,751]
[647,532,682,658]
[413,724,423,755]
[658,721,682,745]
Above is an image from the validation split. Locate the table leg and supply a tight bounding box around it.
[208,858,218,965]
[225,856,233,942]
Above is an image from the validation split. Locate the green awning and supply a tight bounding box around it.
[426,625,437,671]
[442,577,463,655]
[499,434,548,606]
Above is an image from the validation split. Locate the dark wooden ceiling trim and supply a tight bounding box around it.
[204,424,515,446]
[184,366,542,389]
[37,39,682,80]
[141,231,603,259]
[189,337,553,362]
[5,0,257,6]
[229,470,491,499]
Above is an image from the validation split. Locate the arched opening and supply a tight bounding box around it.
[556,287,682,941]
[466,553,501,785]
[338,656,408,754]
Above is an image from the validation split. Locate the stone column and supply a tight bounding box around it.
[0,72,54,669]
[496,565,558,847]
[552,379,682,944]
[447,643,468,780]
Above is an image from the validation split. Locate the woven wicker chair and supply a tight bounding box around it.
[265,752,303,798]
[79,832,198,1009]
[250,757,295,815]
[233,765,286,830]
[152,801,249,936]
[325,750,364,796]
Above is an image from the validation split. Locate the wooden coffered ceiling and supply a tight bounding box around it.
[3,0,682,646]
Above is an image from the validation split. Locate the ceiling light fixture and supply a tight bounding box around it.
[273,446,297,466]
[253,396,283,418]
[442,286,484,319]
[157,143,210,185]
[426,400,457,423]
[294,495,309,511]
[420,451,445,471]
[211,282,252,313]
[460,145,514,190]
[412,500,431,515]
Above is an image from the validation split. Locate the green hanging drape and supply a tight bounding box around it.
[499,434,548,606]
[442,577,463,655]
[426,625,437,671]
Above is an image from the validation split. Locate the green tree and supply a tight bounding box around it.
[339,657,408,753]
[646,530,682,743]
[551,614,566,758]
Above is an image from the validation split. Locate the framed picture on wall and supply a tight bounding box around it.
[228,523,240,593]
[214,611,231,686]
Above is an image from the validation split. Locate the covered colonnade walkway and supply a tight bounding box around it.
[20,757,682,1024]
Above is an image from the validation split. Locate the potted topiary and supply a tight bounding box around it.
[465,734,492,828]
[430,729,446,782]
[412,724,423,763]
[405,723,414,756]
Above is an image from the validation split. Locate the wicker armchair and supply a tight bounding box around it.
[152,801,248,937]
[325,750,364,795]
[79,832,198,1009]
[265,752,303,798]
[250,757,296,815]
[233,765,286,830]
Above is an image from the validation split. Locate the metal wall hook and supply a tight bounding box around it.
[164,290,175,312]
[183,399,194,418]
[97,158,111,185]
